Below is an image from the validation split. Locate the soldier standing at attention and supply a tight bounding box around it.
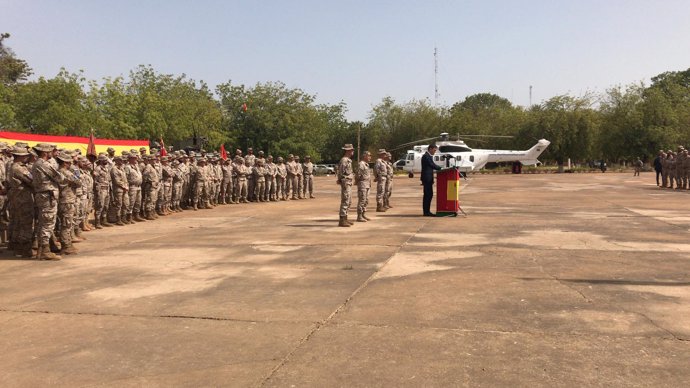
[265,155,277,201]
[668,151,677,189]
[356,151,372,222]
[286,154,297,200]
[220,158,232,204]
[142,156,159,219]
[125,153,144,222]
[675,147,685,189]
[110,156,129,226]
[385,152,394,209]
[93,154,113,228]
[253,159,267,202]
[8,146,34,258]
[78,157,94,230]
[31,143,63,260]
[302,155,315,199]
[337,144,355,227]
[660,152,668,188]
[57,151,81,255]
[276,156,287,201]
[171,159,184,211]
[237,157,249,203]
[295,156,304,199]
[375,149,388,212]
[245,148,256,202]
[192,157,209,210]
[683,149,690,189]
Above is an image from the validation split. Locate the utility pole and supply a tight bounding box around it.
[529,85,533,107]
[434,47,439,106]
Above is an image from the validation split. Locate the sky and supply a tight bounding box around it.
[2,0,690,121]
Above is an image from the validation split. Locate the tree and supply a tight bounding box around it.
[0,33,32,86]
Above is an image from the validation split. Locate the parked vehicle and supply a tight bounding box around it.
[315,164,335,175]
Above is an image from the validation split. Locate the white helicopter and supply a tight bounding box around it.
[397,133,551,177]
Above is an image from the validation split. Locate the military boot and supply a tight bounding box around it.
[101,216,113,227]
[94,217,103,229]
[145,211,156,221]
[74,228,85,242]
[362,212,371,221]
[338,216,351,227]
[133,213,145,222]
[376,205,386,212]
[37,245,61,261]
[345,215,354,225]
[115,216,125,226]
[61,244,78,255]
[357,212,367,222]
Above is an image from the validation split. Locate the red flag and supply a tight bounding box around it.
[159,137,168,156]
[86,129,97,159]
[241,103,248,112]
[220,144,228,161]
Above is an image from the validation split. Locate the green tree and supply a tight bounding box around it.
[0,33,32,86]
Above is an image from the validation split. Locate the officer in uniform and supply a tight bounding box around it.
[276,156,287,201]
[110,156,129,225]
[356,151,372,222]
[142,155,160,219]
[375,149,388,212]
[253,159,267,202]
[31,143,63,260]
[385,152,394,209]
[57,151,81,254]
[125,153,144,222]
[286,154,298,200]
[337,144,355,227]
[93,153,113,228]
[302,155,315,199]
[8,146,34,258]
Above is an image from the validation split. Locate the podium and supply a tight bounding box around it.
[436,167,460,216]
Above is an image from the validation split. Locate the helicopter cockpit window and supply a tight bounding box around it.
[439,145,472,153]
[470,155,474,162]
[434,156,440,162]
[407,154,414,161]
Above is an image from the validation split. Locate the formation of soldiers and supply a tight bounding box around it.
[336,144,394,227]
[657,147,690,189]
[0,142,317,261]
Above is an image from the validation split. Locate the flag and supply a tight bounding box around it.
[220,144,228,161]
[86,129,97,161]
[241,103,248,112]
[159,137,168,156]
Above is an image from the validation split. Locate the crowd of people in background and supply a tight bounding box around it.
[0,143,319,261]
[652,147,690,188]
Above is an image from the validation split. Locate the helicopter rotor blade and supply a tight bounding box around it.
[456,134,515,138]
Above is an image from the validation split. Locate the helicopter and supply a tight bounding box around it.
[394,133,550,177]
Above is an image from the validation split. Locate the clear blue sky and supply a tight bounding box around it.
[3,0,690,121]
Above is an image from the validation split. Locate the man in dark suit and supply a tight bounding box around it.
[421,143,442,216]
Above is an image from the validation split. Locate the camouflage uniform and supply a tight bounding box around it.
[79,159,94,229]
[172,160,184,211]
[302,158,315,198]
[356,157,371,222]
[32,144,64,259]
[337,149,354,220]
[385,153,394,208]
[235,158,249,203]
[245,152,256,201]
[276,158,287,200]
[220,160,233,204]
[253,160,267,202]
[375,152,388,211]
[110,158,129,225]
[57,154,81,253]
[93,156,112,227]
[142,157,160,220]
[265,157,277,201]
[125,157,143,221]
[193,159,210,209]
[295,156,304,199]
[8,147,34,257]
[286,156,298,200]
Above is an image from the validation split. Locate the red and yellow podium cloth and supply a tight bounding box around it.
[436,167,460,216]
[0,130,149,155]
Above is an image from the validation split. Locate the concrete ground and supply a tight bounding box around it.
[1,173,689,387]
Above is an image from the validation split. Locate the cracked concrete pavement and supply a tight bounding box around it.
[1,173,689,386]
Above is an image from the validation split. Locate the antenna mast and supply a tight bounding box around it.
[434,47,439,106]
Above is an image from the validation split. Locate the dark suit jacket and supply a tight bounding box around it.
[421,151,442,184]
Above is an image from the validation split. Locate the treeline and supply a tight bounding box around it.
[1,33,689,164]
